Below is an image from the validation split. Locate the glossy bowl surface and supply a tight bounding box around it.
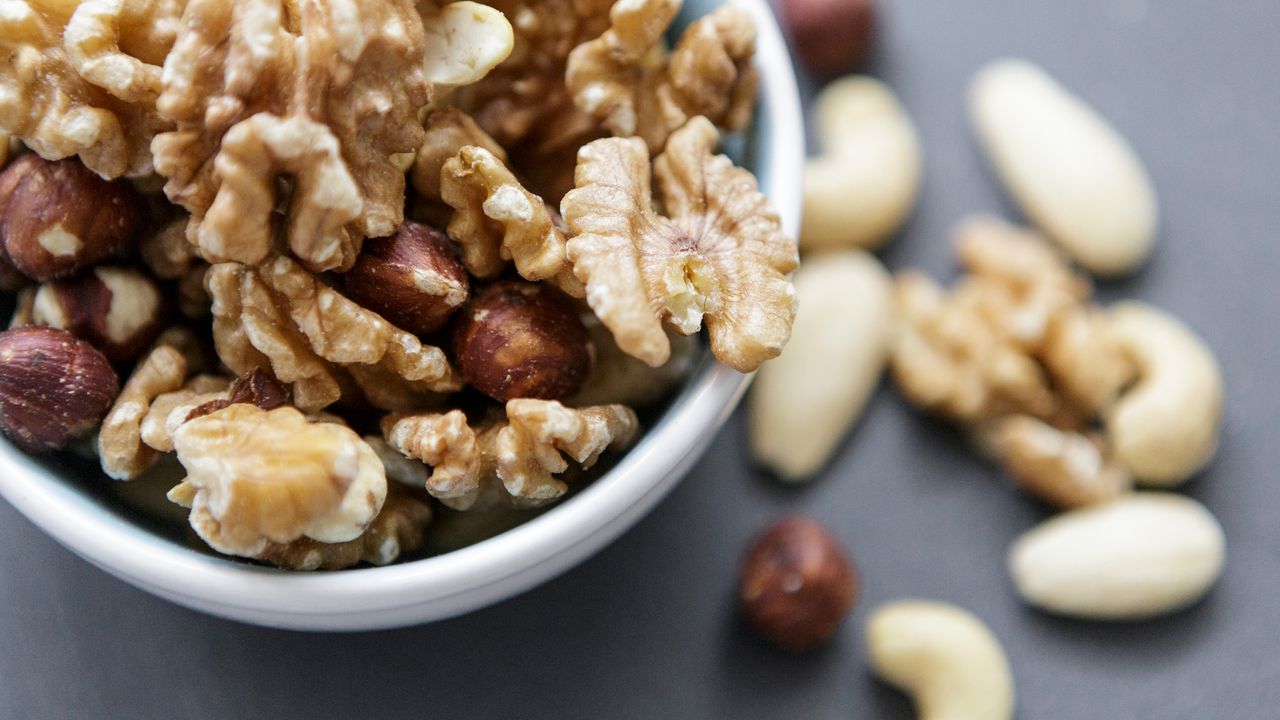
[0,0,803,630]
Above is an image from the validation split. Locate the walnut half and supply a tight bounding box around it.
[561,116,797,372]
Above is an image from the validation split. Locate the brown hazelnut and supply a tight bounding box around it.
[779,0,876,77]
[451,281,591,402]
[343,221,469,336]
[0,326,119,452]
[0,155,145,281]
[30,267,165,363]
[186,367,290,421]
[739,516,858,652]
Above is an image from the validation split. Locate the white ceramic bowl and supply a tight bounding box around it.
[0,0,802,631]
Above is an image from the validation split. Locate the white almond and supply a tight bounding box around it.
[1009,493,1225,620]
[969,59,1157,276]
[802,76,922,252]
[750,250,894,480]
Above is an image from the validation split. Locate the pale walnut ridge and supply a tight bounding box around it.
[151,0,433,272]
[98,343,192,480]
[255,486,432,571]
[561,116,797,372]
[565,0,758,154]
[0,0,180,178]
[383,400,638,510]
[451,0,614,197]
[440,144,584,295]
[410,107,509,221]
[169,404,388,559]
[206,255,460,412]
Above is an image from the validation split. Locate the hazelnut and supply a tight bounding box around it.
[451,281,591,402]
[186,368,289,421]
[778,0,876,76]
[0,155,145,281]
[739,516,858,652]
[0,326,119,452]
[31,267,165,363]
[343,221,469,336]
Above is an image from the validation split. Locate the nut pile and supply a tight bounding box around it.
[0,0,798,570]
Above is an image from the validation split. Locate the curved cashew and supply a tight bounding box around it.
[866,600,1014,720]
[801,76,922,252]
[1105,301,1222,486]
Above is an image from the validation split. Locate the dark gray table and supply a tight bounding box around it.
[3,1,1278,717]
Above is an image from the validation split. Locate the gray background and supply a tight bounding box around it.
[2,0,1279,717]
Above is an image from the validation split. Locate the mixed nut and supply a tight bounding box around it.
[0,0,800,570]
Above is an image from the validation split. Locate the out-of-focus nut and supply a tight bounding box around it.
[1009,493,1225,620]
[969,59,1157,276]
[0,155,145,281]
[31,266,164,362]
[778,0,876,76]
[866,600,1015,720]
[451,281,591,402]
[1105,301,1223,486]
[751,250,894,480]
[0,326,119,452]
[342,222,469,336]
[802,76,921,251]
[985,415,1130,509]
[739,516,857,652]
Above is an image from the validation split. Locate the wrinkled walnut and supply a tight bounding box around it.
[985,415,1131,509]
[411,107,509,225]
[169,404,387,559]
[0,0,177,177]
[139,214,196,281]
[152,0,433,272]
[561,116,797,371]
[441,144,583,294]
[138,374,230,453]
[206,256,460,412]
[383,399,638,509]
[256,486,432,571]
[98,343,189,479]
[566,0,758,153]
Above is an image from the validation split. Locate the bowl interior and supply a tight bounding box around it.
[0,0,802,627]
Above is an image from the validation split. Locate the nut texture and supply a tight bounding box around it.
[0,326,119,452]
[30,266,164,362]
[739,516,857,652]
[0,155,145,281]
[1008,493,1225,620]
[778,0,876,76]
[866,600,1015,720]
[451,281,591,402]
[342,221,470,336]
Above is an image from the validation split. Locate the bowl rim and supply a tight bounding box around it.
[0,0,803,628]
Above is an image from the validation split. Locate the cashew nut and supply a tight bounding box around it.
[802,76,922,252]
[1105,301,1223,486]
[969,59,1157,276]
[750,250,894,480]
[866,600,1014,720]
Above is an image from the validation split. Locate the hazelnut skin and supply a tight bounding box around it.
[0,326,119,453]
[187,367,289,421]
[30,267,165,363]
[778,0,876,77]
[0,155,145,281]
[343,221,469,336]
[450,281,591,402]
[739,516,858,652]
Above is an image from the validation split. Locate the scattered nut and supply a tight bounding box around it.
[802,76,921,252]
[739,516,857,652]
[0,326,118,452]
[30,266,165,362]
[1105,301,1223,486]
[751,250,894,480]
[0,154,145,281]
[969,59,1157,276]
[451,281,591,402]
[778,0,876,76]
[1009,493,1226,620]
[866,600,1015,720]
[169,404,388,559]
[342,221,470,336]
